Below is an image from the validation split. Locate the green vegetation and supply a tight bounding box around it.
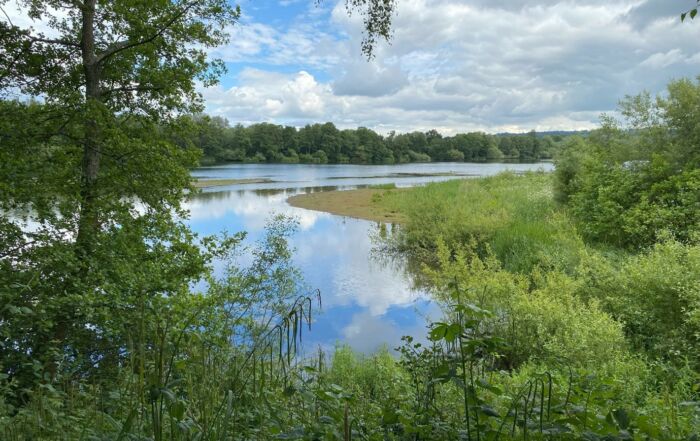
[4,80,700,441]
[361,170,700,438]
[173,116,573,165]
[554,78,700,248]
[375,173,584,274]
[1,0,699,437]
[340,79,700,440]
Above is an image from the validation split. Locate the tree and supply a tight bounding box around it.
[0,0,397,381]
[555,78,700,247]
[2,0,238,265]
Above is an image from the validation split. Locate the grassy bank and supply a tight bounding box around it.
[378,172,586,273]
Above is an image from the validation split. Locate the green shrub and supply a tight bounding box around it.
[424,240,630,373]
[577,240,700,367]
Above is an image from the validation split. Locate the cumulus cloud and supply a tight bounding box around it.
[202,68,337,123]
[224,0,700,133]
[6,0,699,132]
[333,59,408,97]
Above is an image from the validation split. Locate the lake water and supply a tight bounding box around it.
[185,162,553,354]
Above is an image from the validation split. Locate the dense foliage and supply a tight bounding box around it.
[1,0,699,437]
[172,115,571,165]
[372,172,700,439]
[362,80,700,435]
[554,78,700,248]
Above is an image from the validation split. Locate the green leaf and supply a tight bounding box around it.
[382,408,399,425]
[319,415,335,424]
[476,378,503,395]
[479,405,500,418]
[692,8,698,19]
[432,361,452,380]
[444,323,461,342]
[429,322,448,341]
[116,409,137,441]
[169,400,186,421]
[612,408,630,430]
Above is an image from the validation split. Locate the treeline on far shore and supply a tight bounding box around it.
[169,115,584,165]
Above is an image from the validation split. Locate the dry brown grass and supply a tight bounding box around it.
[287,188,406,224]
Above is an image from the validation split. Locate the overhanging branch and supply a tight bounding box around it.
[95,0,200,65]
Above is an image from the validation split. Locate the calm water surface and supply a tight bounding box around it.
[185,163,553,353]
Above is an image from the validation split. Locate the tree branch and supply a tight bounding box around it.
[95,0,200,65]
[104,84,165,95]
[28,35,80,47]
[0,5,14,27]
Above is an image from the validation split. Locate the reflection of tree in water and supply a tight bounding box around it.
[369,222,432,292]
[191,185,379,203]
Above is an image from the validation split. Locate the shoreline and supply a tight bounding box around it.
[287,188,406,224]
[193,178,274,188]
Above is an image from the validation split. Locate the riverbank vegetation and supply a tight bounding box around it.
[173,116,578,165]
[279,78,700,439]
[365,79,700,438]
[5,80,700,440]
[1,0,699,436]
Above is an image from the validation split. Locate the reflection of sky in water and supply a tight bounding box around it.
[191,162,553,191]
[185,163,552,353]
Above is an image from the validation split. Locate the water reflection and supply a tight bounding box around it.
[185,163,552,352]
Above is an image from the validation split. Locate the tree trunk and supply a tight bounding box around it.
[48,0,101,368]
[75,0,101,263]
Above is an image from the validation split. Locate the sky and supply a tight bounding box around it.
[199,0,700,134]
[5,0,700,134]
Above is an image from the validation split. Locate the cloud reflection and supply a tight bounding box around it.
[185,188,326,231]
[184,164,550,351]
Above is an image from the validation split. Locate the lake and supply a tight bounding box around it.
[186,162,553,354]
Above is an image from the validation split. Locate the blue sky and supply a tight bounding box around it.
[200,0,700,134]
[215,0,339,88]
[6,0,700,134]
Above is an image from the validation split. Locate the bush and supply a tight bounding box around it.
[577,240,700,367]
[424,240,630,373]
[556,78,700,248]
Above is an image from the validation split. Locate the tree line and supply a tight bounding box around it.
[172,115,572,165]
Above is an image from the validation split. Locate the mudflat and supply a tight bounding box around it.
[287,188,405,224]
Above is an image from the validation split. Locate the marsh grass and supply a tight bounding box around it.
[379,172,585,273]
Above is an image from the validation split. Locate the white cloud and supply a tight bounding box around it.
[333,59,408,97]
[640,49,684,69]
[199,0,700,132]
[341,312,404,353]
[185,188,323,231]
[202,69,337,122]
[7,0,700,132]
[209,22,278,61]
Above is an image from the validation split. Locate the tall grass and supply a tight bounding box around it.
[379,172,585,273]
